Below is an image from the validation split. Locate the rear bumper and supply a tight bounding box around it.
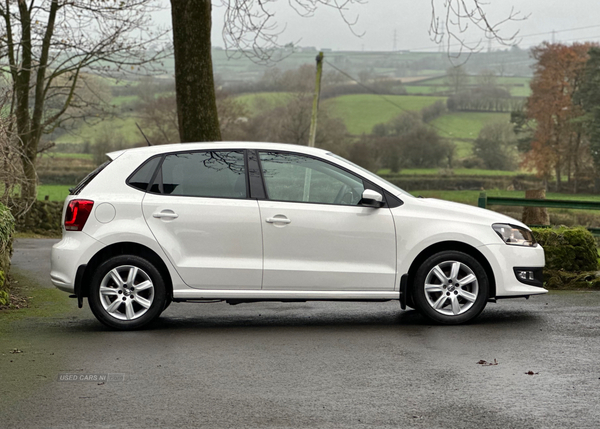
[51,232,105,294]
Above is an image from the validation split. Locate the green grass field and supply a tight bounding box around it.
[406,76,530,97]
[379,168,522,176]
[404,85,450,95]
[55,116,143,145]
[234,92,293,116]
[429,111,511,158]
[413,189,600,206]
[41,153,93,160]
[38,185,72,201]
[326,94,447,135]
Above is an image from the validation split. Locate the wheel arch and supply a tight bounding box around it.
[406,241,496,301]
[77,242,173,304]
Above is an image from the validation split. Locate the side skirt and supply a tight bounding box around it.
[172,289,400,301]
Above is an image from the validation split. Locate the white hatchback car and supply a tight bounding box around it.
[51,142,546,329]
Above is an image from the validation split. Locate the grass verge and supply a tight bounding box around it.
[0,269,74,335]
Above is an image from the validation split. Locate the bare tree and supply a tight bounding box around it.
[429,0,527,61]
[0,83,33,217]
[445,65,469,94]
[0,0,168,205]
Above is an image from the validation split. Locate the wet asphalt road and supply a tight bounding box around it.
[1,239,600,428]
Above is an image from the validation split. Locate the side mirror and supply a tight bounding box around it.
[359,189,384,208]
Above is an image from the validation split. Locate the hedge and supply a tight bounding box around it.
[531,226,598,272]
[532,226,600,290]
[0,203,15,306]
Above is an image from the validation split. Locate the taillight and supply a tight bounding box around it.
[64,199,94,231]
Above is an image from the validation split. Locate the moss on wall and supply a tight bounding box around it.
[0,203,15,306]
[15,200,63,234]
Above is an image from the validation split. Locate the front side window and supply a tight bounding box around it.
[160,151,247,199]
[259,152,365,205]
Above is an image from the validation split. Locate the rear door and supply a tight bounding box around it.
[142,150,263,290]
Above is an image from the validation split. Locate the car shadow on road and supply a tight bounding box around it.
[63,304,542,333]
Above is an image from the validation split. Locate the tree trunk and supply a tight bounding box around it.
[555,165,562,192]
[522,189,550,226]
[14,1,37,203]
[170,0,221,142]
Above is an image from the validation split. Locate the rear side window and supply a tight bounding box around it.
[70,160,111,195]
[127,156,161,192]
[159,151,247,199]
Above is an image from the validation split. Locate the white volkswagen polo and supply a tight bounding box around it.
[51,142,546,329]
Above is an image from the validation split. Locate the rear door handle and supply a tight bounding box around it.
[265,216,291,224]
[153,210,179,219]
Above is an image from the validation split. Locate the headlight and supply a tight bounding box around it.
[492,224,536,247]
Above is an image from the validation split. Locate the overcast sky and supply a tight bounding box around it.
[156,1,600,52]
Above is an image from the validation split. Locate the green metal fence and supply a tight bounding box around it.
[477,192,600,236]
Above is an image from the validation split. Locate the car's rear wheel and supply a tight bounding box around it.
[412,251,488,324]
[88,255,166,330]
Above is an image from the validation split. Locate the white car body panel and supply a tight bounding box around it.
[258,200,397,291]
[51,142,547,309]
[142,194,263,290]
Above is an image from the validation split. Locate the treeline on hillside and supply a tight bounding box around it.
[444,66,524,112]
[223,64,407,98]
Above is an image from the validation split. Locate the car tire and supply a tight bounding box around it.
[412,251,488,325]
[88,255,166,330]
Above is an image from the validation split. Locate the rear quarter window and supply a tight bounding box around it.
[126,156,162,192]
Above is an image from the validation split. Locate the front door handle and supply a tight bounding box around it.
[153,210,179,219]
[265,216,291,224]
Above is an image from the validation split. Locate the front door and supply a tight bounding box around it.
[257,151,397,291]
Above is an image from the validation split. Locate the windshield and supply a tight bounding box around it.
[327,153,415,198]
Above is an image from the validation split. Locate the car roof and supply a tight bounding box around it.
[107,141,331,160]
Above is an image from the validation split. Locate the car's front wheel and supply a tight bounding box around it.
[412,251,489,324]
[88,255,166,330]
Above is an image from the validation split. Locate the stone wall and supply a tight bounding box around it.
[15,200,63,234]
[0,203,15,306]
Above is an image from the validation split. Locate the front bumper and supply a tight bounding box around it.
[480,242,547,297]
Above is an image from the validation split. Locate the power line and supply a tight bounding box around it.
[403,24,600,52]
[324,59,463,138]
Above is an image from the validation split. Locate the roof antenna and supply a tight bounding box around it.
[135,122,152,146]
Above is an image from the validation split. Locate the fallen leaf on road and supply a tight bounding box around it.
[525,371,539,375]
[477,359,498,366]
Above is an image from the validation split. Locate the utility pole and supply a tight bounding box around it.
[305,52,324,202]
[393,29,397,51]
[308,52,324,148]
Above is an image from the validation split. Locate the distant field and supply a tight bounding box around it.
[412,189,600,206]
[38,185,71,201]
[235,92,293,115]
[326,94,447,135]
[429,111,511,158]
[380,168,522,176]
[404,85,449,95]
[41,153,93,160]
[55,116,143,145]
[406,75,530,97]
[431,111,511,140]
